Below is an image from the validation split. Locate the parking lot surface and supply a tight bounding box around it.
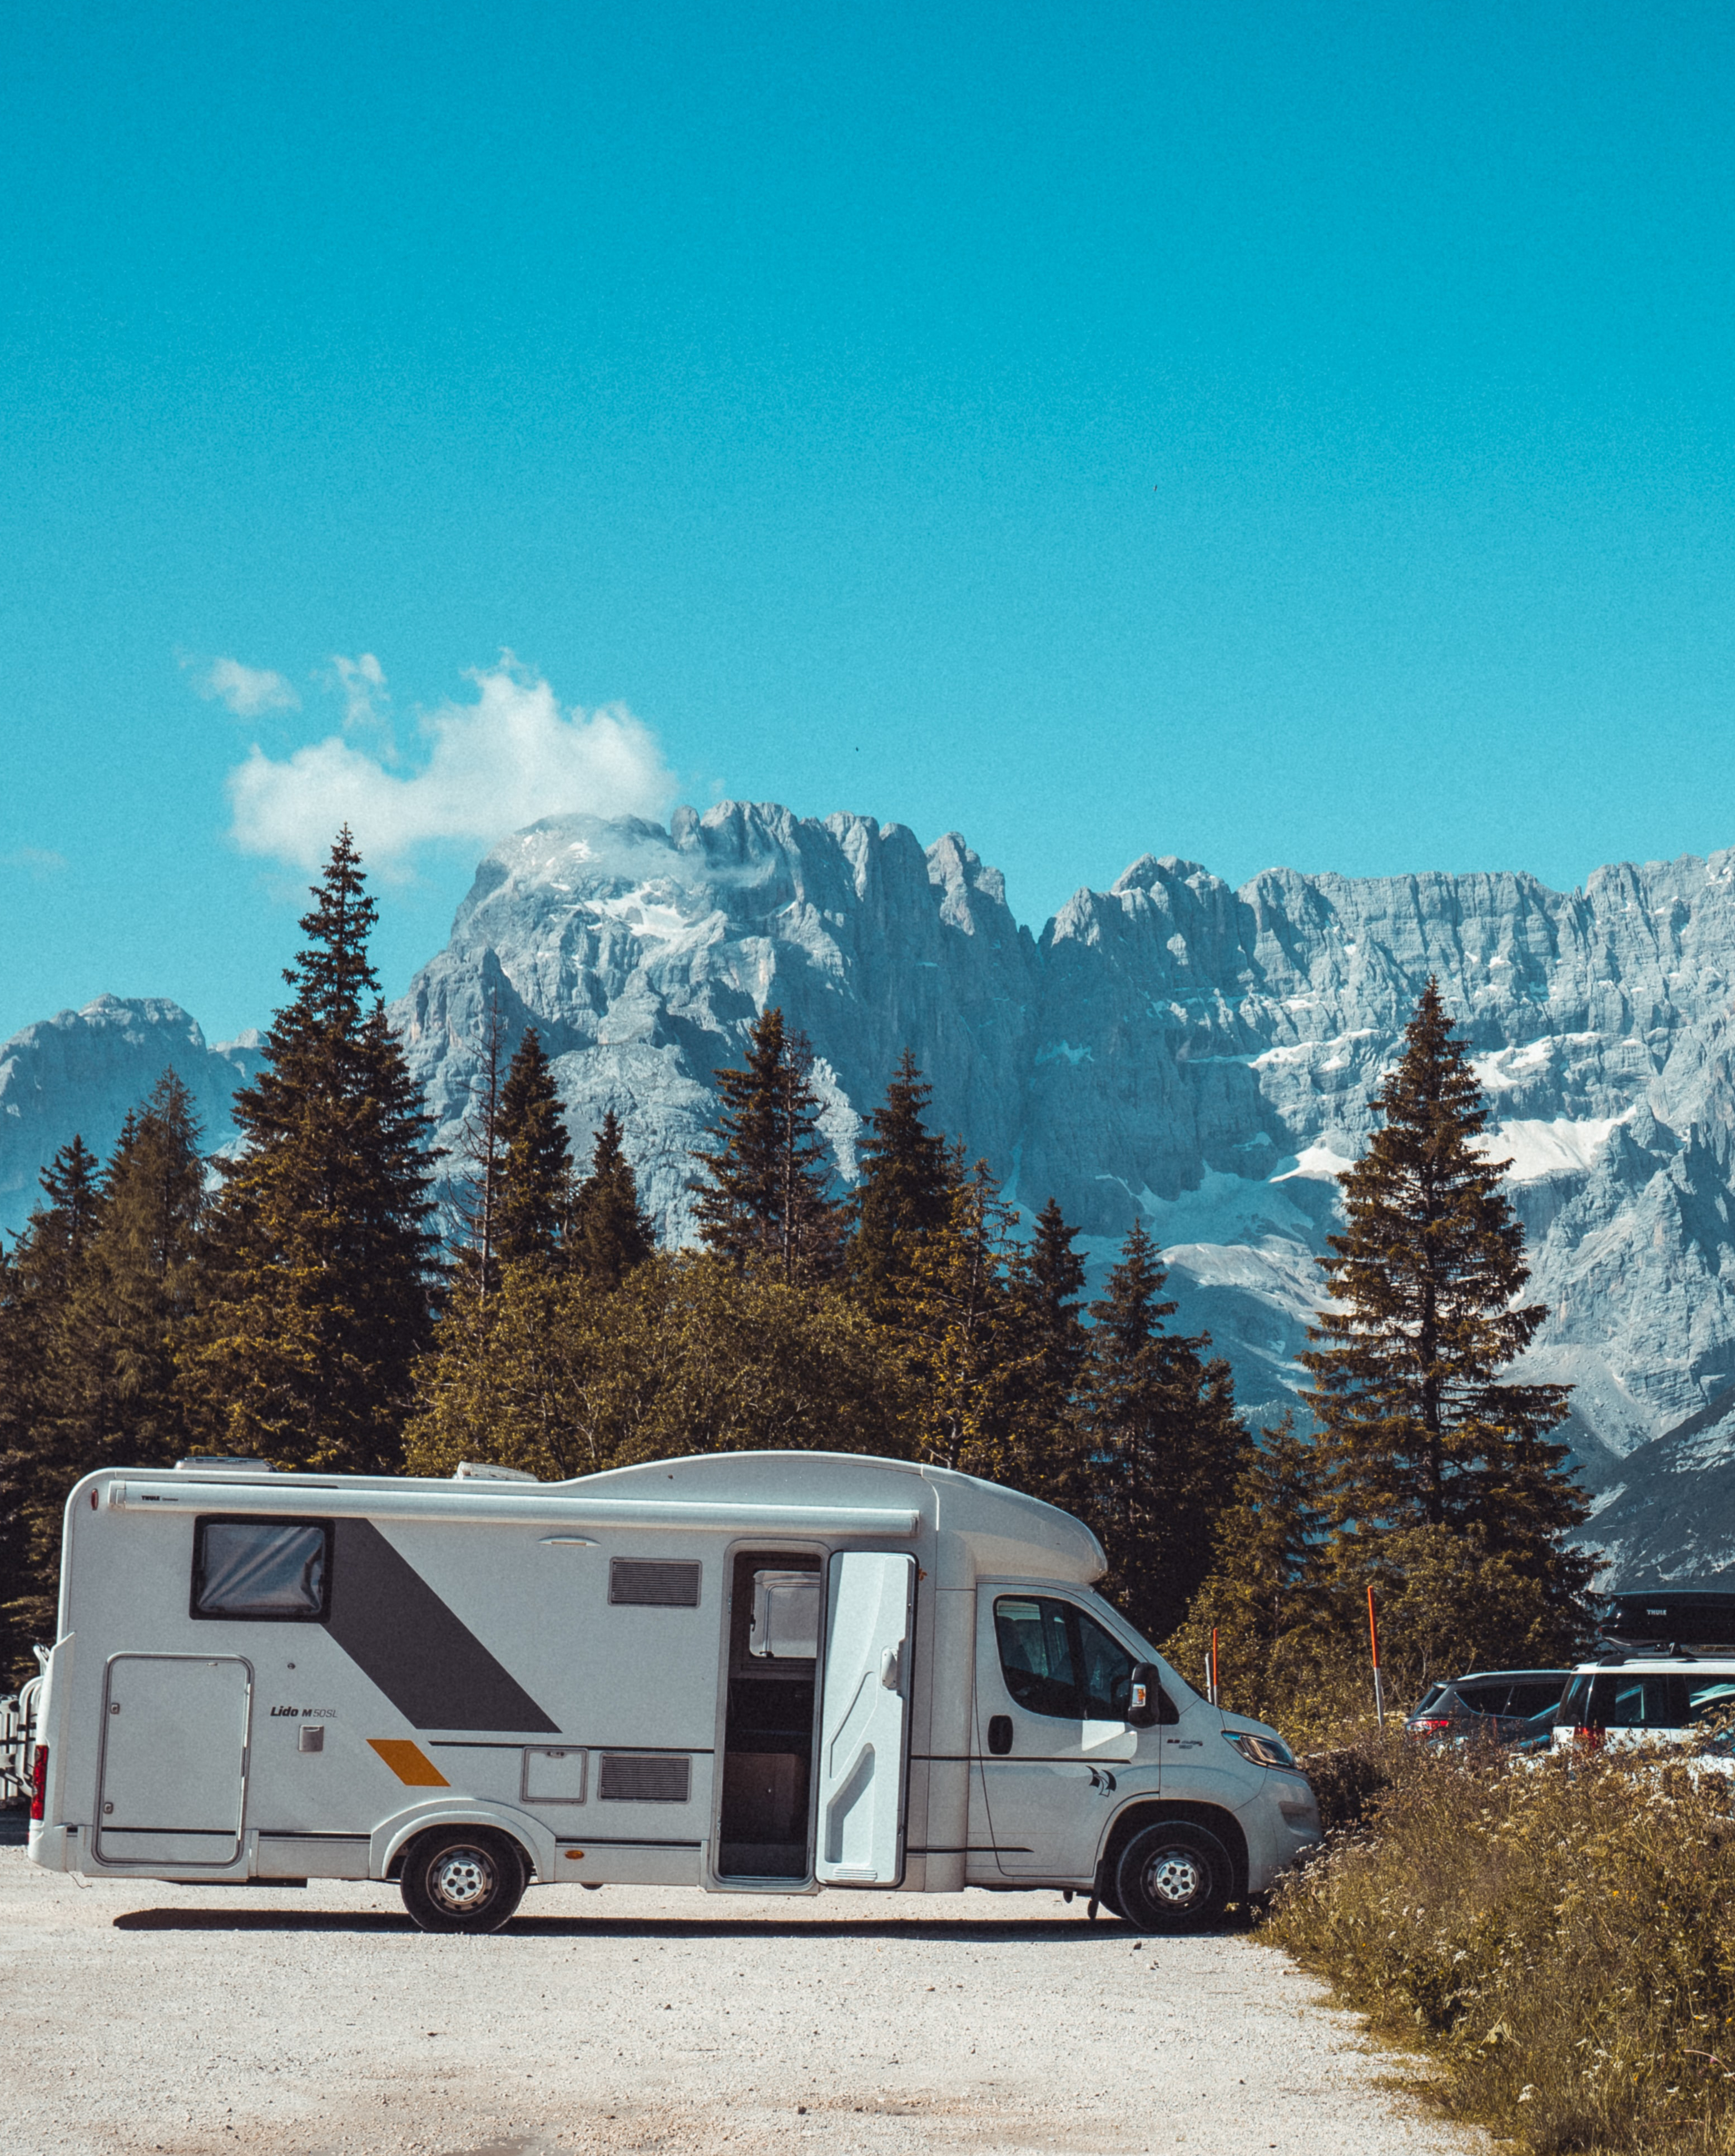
[0,1848,1479,2155]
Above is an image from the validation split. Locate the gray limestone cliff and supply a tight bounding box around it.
[0,997,266,1230]
[391,807,1735,1583]
[19,807,1735,1584]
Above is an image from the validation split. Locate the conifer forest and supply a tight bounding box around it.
[0,834,1596,1707]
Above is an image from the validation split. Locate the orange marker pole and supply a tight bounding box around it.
[1367,1584,1385,1728]
[1209,1626,1220,1708]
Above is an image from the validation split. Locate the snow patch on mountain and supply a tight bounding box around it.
[26,807,1735,1583]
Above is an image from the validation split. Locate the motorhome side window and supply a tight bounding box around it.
[191,1517,331,1621]
[994,1596,1136,1720]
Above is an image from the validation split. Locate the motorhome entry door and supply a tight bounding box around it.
[815,1552,915,1886]
[96,1654,251,1867]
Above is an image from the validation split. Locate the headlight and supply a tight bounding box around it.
[1224,1728,1299,1771]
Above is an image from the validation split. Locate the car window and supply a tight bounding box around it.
[1686,1678,1735,1723]
[994,1597,1079,1718]
[1456,1681,1512,1716]
[1587,1674,1689,1727]
[1075,1610,1135,1720]
[1506,1680,1568,1719]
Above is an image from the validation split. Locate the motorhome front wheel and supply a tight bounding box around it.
[1114,1821,1231,1933]
[399,1828,528,1935]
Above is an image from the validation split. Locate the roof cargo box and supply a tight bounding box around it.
[1602,1586,1735,1651]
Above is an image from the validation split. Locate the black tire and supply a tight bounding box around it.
[399,1827,528,1935]
[1114,1820,1232,1933]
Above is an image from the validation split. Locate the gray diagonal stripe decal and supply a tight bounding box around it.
[324,1517,558,1733]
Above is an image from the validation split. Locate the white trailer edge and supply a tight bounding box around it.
[26,1448,1322,1931]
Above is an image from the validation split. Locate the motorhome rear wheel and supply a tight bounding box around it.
[1114,1821,1231,1932]
[399,1827,528,1934]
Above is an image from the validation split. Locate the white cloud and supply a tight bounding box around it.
[330,652,389,734]
[2,847,68,879]
[227,655,677,874]
[194,656,301,718]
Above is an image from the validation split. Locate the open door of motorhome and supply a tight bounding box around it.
[815,1552,914,1885]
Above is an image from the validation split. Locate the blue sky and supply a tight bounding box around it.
[3,1,1733,1044]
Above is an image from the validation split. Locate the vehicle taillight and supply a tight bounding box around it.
[1574,1725,1604,1750]
[29,1746,47,1822]
[1409,1718,1453,1735]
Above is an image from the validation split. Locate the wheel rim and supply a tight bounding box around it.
[428,1845,497,1913]
[1142,1846,1206,1908]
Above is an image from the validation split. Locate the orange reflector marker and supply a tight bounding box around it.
[563,1850,586,1860]
[367,1738,449,1787]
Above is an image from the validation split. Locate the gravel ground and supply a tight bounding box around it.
[0,1846,1481,2156]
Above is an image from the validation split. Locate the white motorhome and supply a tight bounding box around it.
[26,1450,1321,1932]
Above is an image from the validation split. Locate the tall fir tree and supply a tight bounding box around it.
[1079,1220,1248,1644]
[70,1071,206,1454]
[691,1007,843,1280]
[1300,978,1592,1613]
[567,1110,655,1287]
[895,1151,1033,1480]
[847,1050,951,1317]
[0,1135,103,1680]
[494,1025,573,1270]
[179,829,439,1472]
[1164,1410,1332,1709]
[1006,1196,1088,1506]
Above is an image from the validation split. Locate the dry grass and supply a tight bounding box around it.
[1265,1739,1735,2152]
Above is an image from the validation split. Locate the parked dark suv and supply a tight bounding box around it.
[1406,1669,1573,1747]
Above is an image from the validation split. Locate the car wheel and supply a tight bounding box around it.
[1114,1821,1231,1933]
[399,1828,527,1934]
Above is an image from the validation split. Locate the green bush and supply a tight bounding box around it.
[1266,1743,1735,2152]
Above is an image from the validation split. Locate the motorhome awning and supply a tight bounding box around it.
[101,1478,921,1538]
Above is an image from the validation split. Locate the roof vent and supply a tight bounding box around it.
[174,1456,274,1475]
[453,1461,543,1484]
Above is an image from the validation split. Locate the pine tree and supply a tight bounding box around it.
[895,1151,1033,1480]
[691,1007,842,1280]
[0,1136,103,1680]
[1165,1411,1332,1707]
[1300,978,1591,1608]
[1007,1196,1088,1506]
[29,1136,103,1275]
[847,1050,951,1317]
[69,1071,206,1454]
[179,829,439,1472]
[1079,1220,1248,1645]
[494,1025,572,1270]
[567,1110,655,1287]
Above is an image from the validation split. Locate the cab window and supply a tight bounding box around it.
[994,1598,1077,1717]
[1075,1610,1135,1719]
[994,1596,1136,1721]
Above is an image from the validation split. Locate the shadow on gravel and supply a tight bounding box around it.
[113,1907,1253,1941]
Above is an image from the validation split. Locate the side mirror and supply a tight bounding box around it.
[1127,1662,1177,1728]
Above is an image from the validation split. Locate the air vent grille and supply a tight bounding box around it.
[597,1753,691,1804]
[609,1559,702,1608]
